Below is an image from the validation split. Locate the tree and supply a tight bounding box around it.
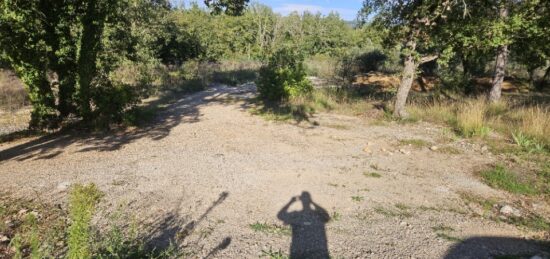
[205,0,249,15]
[361,0,458,118]
[0,0,249,129]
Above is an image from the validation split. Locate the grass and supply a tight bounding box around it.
[331,211,342,222]
[1,195,67,258]
[373,205,413,218]
[399,139,431,148]
[436,146,462,154]
[2,185,183,258]
[432,224,462,242]
[409,98,550,148]
[480,165,537,195]
[363,172,382,178]
[351,196,364,202]
[249,222,291,236]
[261,247,289,259]
[436,232,463,242]
[460,192,550,232]
[67,184,103,259]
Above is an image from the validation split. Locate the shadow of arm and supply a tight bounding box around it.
[277,197,296,222]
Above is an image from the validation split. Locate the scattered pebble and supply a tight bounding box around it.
[500,205,521,217]
[430,146,439,151]
[0,234,9,243]
[57,181,71,191]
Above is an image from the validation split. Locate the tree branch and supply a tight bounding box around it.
[420,55,438,64]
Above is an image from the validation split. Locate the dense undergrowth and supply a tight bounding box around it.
[0,184,177,259]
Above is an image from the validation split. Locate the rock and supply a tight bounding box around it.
[530,256,543,259]
[481,145,489,153]
[0,234,9,243]
[57,181,71,191]
[4,220,14,228]
[500,205,521,217]
[17,209,28,216]
[430,146,438,151]
[400,221,408,227]
[399,149,410,155]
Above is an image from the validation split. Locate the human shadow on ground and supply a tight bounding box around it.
[277,191,330,259]
[0,87,229,162]
[142,191,230,257]
[444,236,550,259]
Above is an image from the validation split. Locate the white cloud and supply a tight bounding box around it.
[273,3,357,20]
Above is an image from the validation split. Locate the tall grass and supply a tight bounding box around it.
[67,184,103,259]
[409,98,550,148]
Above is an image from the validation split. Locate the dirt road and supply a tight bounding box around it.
[1,85,548,258]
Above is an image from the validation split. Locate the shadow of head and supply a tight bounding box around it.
[444,236,550,259]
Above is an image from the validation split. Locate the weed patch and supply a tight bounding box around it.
[363,172,382,178]
[249,222,291,236]
[480,165,537,195]
[399,139,430,148]
[373,205,413,218]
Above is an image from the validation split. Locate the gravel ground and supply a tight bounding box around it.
[1,85,548,258]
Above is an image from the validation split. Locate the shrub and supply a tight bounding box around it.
[256,49,312,102]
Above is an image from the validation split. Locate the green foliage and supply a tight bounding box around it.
[480,165,536,195]
[249,222,291,236]
[512,132,546,153]
[257,49,312,101]
[67,184,103,259]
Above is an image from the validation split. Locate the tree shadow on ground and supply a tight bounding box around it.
[0,87,227,162]
[138,191,231,257]
[278,191,330,259]
[444,236,550,259]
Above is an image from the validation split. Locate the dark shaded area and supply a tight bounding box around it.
[444,236,550,259]
[0,87,216,162]
[278,192,330,259]
[144,192,229,251]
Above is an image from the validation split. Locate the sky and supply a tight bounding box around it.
[171,1,363,21]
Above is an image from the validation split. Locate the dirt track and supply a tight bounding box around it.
[1,85,548,258]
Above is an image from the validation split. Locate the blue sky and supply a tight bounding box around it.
[171,1,363,20]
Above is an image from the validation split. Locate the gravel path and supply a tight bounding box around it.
[1,85,548,258]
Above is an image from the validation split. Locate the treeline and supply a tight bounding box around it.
[158,2,373,62]
[1,0,549,129]
[361,0,550,117]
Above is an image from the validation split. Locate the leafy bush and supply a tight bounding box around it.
[256,49,312,102]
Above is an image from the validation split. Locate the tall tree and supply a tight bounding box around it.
[361,0,457,118]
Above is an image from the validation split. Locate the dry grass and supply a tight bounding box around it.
[456,99,490,137]
[409,97,550,148]
[0,69,28,112]
[291,88,374,116]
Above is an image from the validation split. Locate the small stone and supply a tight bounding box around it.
[18,209,28,216]
[530,256,543,259]
[399,149,410,155]
[500,205,521,217]
[4,220,14,228]
[0,234,9,243]
[430,146,439,151]
[481,145,489,153]
[400,221,408,226]
[57,181,71,191]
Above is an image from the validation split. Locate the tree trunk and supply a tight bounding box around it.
[538,65,550,90]
[77,0,106,122]
[488,5,509,103]
[393,51,416,118]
